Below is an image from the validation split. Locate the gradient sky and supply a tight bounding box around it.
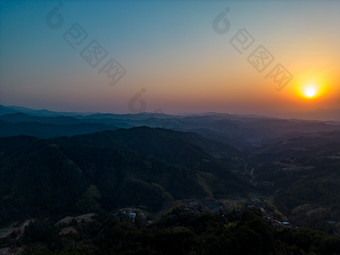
[1,0,340,118]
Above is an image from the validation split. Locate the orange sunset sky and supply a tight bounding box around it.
[0,0,340,120]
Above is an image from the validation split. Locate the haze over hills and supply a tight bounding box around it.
[1,104,340,253]
[1,104,340,147]
[1,105,340,229]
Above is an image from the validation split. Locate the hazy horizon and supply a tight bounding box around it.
[3,103,340,123]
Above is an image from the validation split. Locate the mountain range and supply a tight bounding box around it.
[1,104,340,236]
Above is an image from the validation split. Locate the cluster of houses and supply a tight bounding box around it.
[113,209,138,222]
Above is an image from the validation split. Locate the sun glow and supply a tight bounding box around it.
[296,81,325,100]
[292,70,335,102]
[303,86,317,98]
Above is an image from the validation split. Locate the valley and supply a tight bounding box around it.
[1,105,340,254]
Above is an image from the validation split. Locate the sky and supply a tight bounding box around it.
[0,0,340,119]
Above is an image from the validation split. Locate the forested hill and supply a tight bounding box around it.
[0,127,250,226]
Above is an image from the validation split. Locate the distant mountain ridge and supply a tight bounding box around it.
[1,104,340,149]
[1,105,340,235]
[0,104,92,117]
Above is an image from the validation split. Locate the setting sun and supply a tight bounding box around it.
[295,82,325,100]
[304,86,317,98]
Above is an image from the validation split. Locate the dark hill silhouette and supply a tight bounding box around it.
[0,127,250,226]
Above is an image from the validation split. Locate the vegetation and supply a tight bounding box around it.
[1,119,340,253]
[15,208,340,255]
[0,127,249,226]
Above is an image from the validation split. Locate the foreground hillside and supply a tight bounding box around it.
[3,205,340,255]
[0,127,250,226]
[1,113,340,253]
[244,131,340,234]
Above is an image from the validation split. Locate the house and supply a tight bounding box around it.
[129,213,137,222]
